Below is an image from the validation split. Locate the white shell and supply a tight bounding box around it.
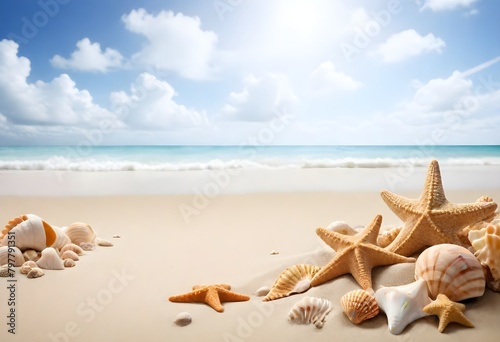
[374,280,431,335]
[414,243,485,301]
[0,214,58,251]
[255,286,271,297]
[0,246,25,266]
[288,296,332,329]
[36,247,64,270]
[95,237,113,247]
[63,222,96,245]
[326,221,357,235]
[174,312,192,326]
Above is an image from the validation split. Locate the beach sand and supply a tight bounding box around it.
[0,167,499,341]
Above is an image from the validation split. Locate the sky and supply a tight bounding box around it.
[0,0,499,146]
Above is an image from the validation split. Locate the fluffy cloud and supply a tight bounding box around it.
[418,0,478,11]
[309,61,362,94]
[122,9,218,80]
[110,72,208,130]
[50,38,125,72]
[0,39,116,128]
[377,29,445,63]
[219,74,298,121]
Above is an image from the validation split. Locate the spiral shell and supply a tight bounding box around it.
[63,222,96,245]
[263,264,320,301]
[415,243,485,301]
[340,289,379,324]
[36,247,64,270]
[0,246,25,267]
[0,214,58,252]
[288,296,332,329]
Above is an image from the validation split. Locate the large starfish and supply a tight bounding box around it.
[168,284,250,313]
[423,294,474,333]
[381,160,498,256]
[310,215,415,291]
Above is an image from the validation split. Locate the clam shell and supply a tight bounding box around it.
[174,312,192,326]
[0,246,25,266]
[288,296,332,329]
[27,267,45,279]
[36,247,64,270]
[61,250,79,261]
[415,243,485,301]
[20,260,38,274]
[263,264,320,301]
[0,214,58,251]
[469,220,500,282]
[340,289,379,324]
[64,258,76,268]
[63,222,96,245]
[60,243,85,256]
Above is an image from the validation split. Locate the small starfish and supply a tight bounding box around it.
[423,294,474,333]
[168,284,250,313]
[381,160,497,256]
[310,215,415,291]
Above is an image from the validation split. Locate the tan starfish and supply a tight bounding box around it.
[310,215,415,291]
[423,294,474,333]
[168,284,250,312]
[381,160,498,256]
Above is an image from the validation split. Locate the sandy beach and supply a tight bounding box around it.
[1,166,499,341]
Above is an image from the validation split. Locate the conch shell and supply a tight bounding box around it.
[340,289,379,324]
[0,214,58,251]
[288,296,332,329]
[0,246,25,267]
[263,264,320,301]
[415,243,485,301]
[63,222,96,245]
[36,247,64,270]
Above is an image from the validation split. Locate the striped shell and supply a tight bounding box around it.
[0,214,58,252]
[63,222,96,245]
[0,246,25,267]
[288,296,332,329]
[340,289,379,324]
[36,247,64,270]
[263,264,320,301]
[415,243,485,301]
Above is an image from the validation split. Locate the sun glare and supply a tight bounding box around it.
[278,0,324,36]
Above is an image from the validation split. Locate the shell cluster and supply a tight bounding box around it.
[263,264,320,302]
[288,296,332,329]
[469,219,500,291]
[340,289,379,324]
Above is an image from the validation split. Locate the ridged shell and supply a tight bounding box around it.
[0,214,57,252]
[64,258,76,268]
[36,247,64,270]
[263,264,320,301]
[0,246,25,266]
[288,296,332,329]
[63,222,96,245]
[415,243,485,301]
[174,312,192,326]
[377,226,402,248]
[61,250,79,261]
[340,289,379,324]
[469,220,500,282]
[60,243,85,256]
[27,267,45,279]
[20,260,38,274]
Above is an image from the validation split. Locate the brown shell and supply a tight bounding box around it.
[263,264,320,302]
[340,289,379,324]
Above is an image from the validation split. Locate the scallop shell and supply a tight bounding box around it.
[27,267,45,279]
[174,312,192,326]
[377,226,402,248]
[23,249,40,262]
[340,289,379,324]
[263,264,320,301]
[36,247,64,270]
[469,220,500,283]
[64,258,76,268]
[63,222,96,245]
[60,243,85,256]
[20,260,38,274]
[415,243,485,301]
[61,250,79,261]
[0,214,58,252]
[288,296,332,329]
[0,246,25,266]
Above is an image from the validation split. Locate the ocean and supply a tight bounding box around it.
[1,145,500,171]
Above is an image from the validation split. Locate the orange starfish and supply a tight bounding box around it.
[310,215,415,291]
[381,160,498,256]
[423,294,474,333]
[168,284,250,312]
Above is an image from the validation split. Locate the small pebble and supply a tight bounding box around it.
[270,250,279,255]
[174,312,192,326]
[112,235,121,238]
[255,286,271,297]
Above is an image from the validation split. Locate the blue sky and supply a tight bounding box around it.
[0,0,499,145]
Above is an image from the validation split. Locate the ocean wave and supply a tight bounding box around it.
[1,156,500,171]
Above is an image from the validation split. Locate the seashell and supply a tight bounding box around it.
[20,260,38,274]
[63,222,96,245]
[0,265,13,277]
[36,247,64,270]
[375,280,431,335]
[459,197,499,246]
[326,221,357,235]
[288,296,332,329]
[27,267,45,279]
[95,237,113,247]
[469,220,500,283]
[483,265,500,292]
[23,249,40,262]
[255,286,271,297]
[174,312,192,326]
[0,214,58,251]
[60,243,85,256]
[64,259,76,268]
[51,226,72,250]
[415,243,485,301]
[263,264,320,301]
[80,242,95,251]
[61,250,79,261]
[340,289,379,324]
[0,246,25,266]
[377,226,402,248]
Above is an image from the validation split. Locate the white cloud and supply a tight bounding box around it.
[50,38,125,72]
[309,61,362,94]
[419,0,478,11]
[122,9,218,80]
[0,39,117,128]
[219,74,298,121]
[377,29,445,63]
[110,72,208,130]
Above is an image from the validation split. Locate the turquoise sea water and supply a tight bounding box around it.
[0,145,499,171]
